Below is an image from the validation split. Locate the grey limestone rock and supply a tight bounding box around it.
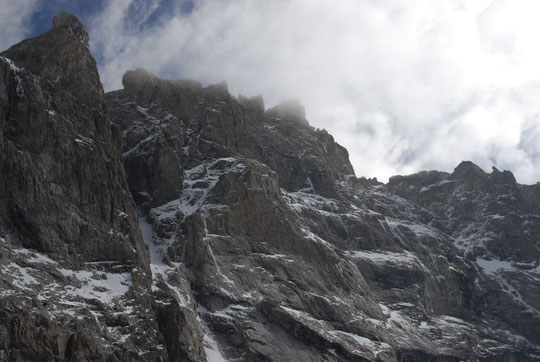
[0,13,168,361]
[108,67,540,361]
[1,11,539,362]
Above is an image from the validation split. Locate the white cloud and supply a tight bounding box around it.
[0,0,39,51]
[89,0,540,184]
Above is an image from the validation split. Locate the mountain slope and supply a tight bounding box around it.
[106,68,540,361]
[0,12,537,362]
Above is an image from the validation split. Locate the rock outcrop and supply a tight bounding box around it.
[0,12,168,361]
[0,11,538,362]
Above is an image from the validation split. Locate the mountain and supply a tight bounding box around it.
[0,12,538,362]
[0,12,164,360]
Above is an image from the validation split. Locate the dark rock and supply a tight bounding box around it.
[0,13,145,265]
[154,301,205,362]
[1,11,539,362]
[0,12,165,361]
[106,62,540,360]
[387,161,540,343]
[107,68,355,199]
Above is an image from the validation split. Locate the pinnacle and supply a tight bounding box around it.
[52,11,89,47]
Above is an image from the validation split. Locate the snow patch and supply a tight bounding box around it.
[476,258,515,274]
[139,213,189,306]
[384,218,439,238]
[301,228,334,250]
[346,249,420,267]
[1,56,24,97]
[419,180,457,192]
[207,244,234,285]
[75,136,95,148]
[198,305,229,362]
[285,189,338,213]
[476,257,538,313]
[59,268,132,303]
[13,248,57,265]
[1,262,38,290]
[280,306,327,328]
[328,330,391,356]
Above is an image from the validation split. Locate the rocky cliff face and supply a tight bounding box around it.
[0,12,167,361]
[0,12,538,362]
[386,162,540,344]
[106,66,540,361]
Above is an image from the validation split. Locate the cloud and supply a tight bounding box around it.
[89,0,540,184]
[0,0,39,51]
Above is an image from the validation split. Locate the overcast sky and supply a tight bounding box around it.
[2,0,540,184]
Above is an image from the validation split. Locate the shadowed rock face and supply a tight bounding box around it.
[386,162,540,344]
[0,12,171,361]
[1,11,539,362]
[0,11,142,263]
[109,67,355,201]
[387,161,540,263]
[3,11,104,115]
[107,66,539,360]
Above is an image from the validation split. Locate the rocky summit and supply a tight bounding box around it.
[0,12,539,362]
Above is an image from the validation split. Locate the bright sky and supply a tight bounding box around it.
[2,0,540,184]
